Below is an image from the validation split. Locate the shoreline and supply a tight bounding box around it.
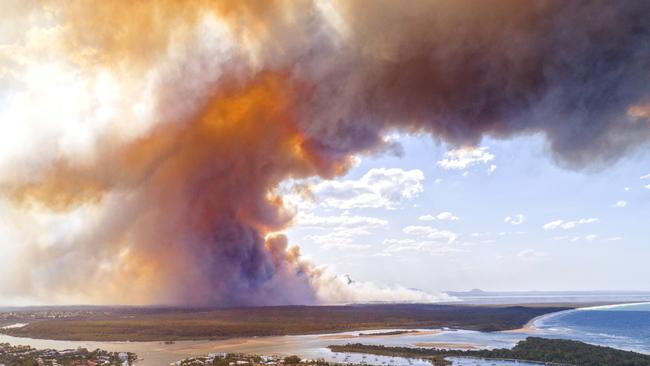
[502,300,649,334]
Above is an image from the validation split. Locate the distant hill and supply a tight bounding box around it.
[445,290,650,305]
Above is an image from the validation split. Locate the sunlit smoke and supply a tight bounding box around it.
[0,0,649,306]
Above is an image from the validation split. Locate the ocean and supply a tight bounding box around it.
[535,302,650,354]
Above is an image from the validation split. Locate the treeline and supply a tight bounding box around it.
[2,304,569,341]
[0,343,136,366]
[329,337,650,366]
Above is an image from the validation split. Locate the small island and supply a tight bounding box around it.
[358,330,418,337]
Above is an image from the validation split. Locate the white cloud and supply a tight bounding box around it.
[487,164,497,175]
[437,146,495,170]
[624,186,631,192]
[311,168,424,209]
[402,225,457,243]
[297,212,388,228]
[418,214,436,221]
[306,230,372,250]
[418,212,459,221]
[553,235,581,242]
[297,213,387,250]
[504,214,525,225]
[613,200,627,208]
[602,236,623,242]
[645,184,650,190]
[640,173,650,180]
[379,238,467,257]
[517,249,548,261]
[434,178,442,184]
[585,234,598,241]
[543,218,599,230]
[305,224,377,250]
[542,220,564,230]
[436,211,459,221]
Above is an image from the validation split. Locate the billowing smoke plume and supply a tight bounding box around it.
[0,0,648,305]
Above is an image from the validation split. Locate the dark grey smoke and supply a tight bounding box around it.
[1,0,649,306]
[297,0,650,168]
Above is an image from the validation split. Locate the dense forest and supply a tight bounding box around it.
[330,337,650,366]
[0,304,569,341]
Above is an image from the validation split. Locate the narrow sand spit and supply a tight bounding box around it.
[413,342,480,350]
[319,330,441,340]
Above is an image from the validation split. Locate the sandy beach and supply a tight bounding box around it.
[412,342,480,350]
[319,329,441,340]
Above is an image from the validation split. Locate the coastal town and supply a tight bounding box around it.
[172,353,331,366]
[0,343,136,366]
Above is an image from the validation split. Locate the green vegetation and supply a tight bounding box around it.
[329,337,650,366]
[284,355,302,365]
[0,304,570,341]
[177,352,370,366]
[0,342,136,366]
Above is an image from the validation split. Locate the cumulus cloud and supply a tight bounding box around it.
[543,220,564,230]
[543,218,599,230]
[297,212,388,228]
[311,168,424,210]
[613,200,627,208]
[517,249,548,261]
[436,211,460,221]
[504,214,525,225]
[640,173,650,179]
[487,164,497,175]
[297,213,386,250]
[437,147,495,170]
[645,184,650,190]
[418,214,436,221]
[378,239,467,257]
[553,235,581,242]
[419,211,460,221]
[306,230,372,250]
[402,226,457,243]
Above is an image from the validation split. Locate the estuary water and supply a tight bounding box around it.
[0,302,648,366]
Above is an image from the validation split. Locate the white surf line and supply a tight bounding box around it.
[577,301,650,311]
[529,301,650,330]
[528,309,573,330]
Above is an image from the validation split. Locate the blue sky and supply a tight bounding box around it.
[286,133,650,293]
